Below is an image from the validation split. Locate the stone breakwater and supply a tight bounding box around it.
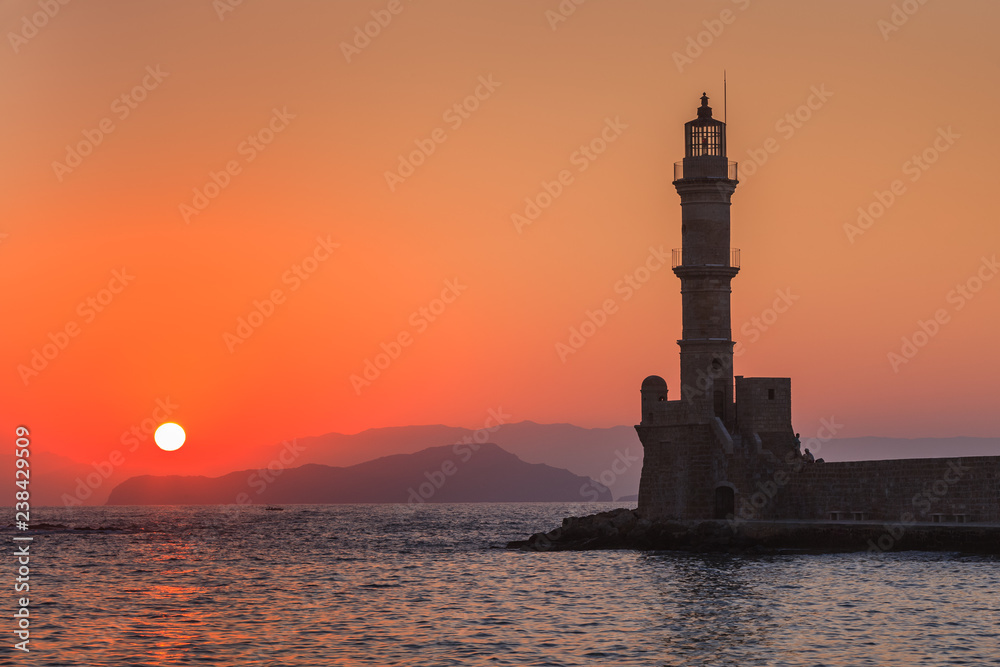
[506,508,1000,554]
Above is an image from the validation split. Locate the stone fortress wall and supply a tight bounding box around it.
[638,374,1000,525]
[750,455,1000,525]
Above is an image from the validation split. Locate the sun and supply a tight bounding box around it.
[154,423,186,451]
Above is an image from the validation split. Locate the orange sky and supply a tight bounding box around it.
[2,0,998,474]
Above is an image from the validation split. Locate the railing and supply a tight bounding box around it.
[672,248,740,269]
[674,160,738,181]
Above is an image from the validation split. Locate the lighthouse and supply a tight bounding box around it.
[672,93,740,425]
[514,92,1000,545]
[635,92,795,521]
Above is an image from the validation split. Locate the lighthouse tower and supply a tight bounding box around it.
[672,93,739,425]
[635,92,756,521]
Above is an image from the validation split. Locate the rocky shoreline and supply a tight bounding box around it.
[507,508,1000,555]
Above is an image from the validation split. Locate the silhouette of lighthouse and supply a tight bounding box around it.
[630,93,1000,527]
[672,93,740,424]
[637,92,795,521]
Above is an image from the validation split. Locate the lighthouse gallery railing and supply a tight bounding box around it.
[672,248,740,269]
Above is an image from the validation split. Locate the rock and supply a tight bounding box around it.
[626,518,652,541]
[507,511,1000,554]
[611,509,637,531]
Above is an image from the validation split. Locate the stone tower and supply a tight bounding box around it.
[673,93,740,426]
[635,92,747,521]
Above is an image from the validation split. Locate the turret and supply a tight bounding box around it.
[640,375,668,425]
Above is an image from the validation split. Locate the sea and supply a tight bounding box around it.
[6,502,999,666]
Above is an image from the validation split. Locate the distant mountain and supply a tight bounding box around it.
[106,442,612,505]
[14,424,998,507]
[1,450,118,508]
[250,421,643,501]
[814,436,1000,462]
[236,428,1000,503]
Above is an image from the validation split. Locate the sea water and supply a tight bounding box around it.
[8,503,999,666]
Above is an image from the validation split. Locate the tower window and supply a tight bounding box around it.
[768,389,775,400]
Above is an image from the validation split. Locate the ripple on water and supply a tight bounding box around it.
[22,504,1000,666]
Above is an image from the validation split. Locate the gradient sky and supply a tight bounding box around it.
[2,0,998,475]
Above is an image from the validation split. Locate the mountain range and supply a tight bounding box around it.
[9,421,998,506]
[105,442,612,505]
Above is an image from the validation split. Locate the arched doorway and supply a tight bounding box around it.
[714,485,735,519]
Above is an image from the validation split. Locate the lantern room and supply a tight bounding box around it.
[684,93,726,158]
